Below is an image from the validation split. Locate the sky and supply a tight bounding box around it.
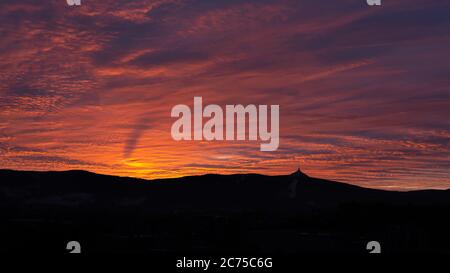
[0,0,449,190]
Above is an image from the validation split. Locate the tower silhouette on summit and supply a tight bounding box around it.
[289,165,309,199]
[291,165,309,180]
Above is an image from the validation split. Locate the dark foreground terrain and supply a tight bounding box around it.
[0,169,449,255]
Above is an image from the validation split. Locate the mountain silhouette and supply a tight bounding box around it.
[0,169,449,254]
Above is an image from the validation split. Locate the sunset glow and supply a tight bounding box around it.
[0,0,449,190]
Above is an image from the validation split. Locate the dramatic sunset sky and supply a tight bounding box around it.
[0,0,449,190]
